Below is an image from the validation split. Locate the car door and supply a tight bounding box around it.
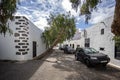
[77,49,84,60]
[79,49,85,60]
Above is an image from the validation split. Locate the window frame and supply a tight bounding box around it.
[101,28,104,35]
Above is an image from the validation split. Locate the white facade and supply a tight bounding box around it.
[64,16,120,67]
[0,16,46,61]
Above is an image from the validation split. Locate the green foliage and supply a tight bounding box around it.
[0,0,17,36]
[70,0,101,23]
[70,0,81,11]
[113,36,120,47]
[70,0,78,3]
[42,14,76,48]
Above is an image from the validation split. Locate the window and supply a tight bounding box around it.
[15,16,21,19]
[101,29,104,35]
[77,45,80,48]
[85,38,90,47]
[100,47,105,51]
[72,44,74,48]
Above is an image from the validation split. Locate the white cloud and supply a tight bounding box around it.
[34,18,48,30]
[16,0,65,30]
[62,0,72,12]
[62,0,79,17]
[16,0,115,30]
[89,2,115,24]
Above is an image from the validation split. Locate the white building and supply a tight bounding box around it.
[64,16,120,68]
[0,16,46,61]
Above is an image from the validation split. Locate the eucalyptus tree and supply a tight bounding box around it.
[0,0,18,35]
[70,0,120,36]
[42,14,76,49]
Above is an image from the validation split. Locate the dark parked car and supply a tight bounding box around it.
[59,45,68,50]
[59,46,64,50]
[64,46,75,54]
[75,47,110,67]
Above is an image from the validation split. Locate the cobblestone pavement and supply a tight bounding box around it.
[0,49,120,80]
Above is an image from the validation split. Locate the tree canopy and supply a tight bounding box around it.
[42,14,76,48]
[0,0,18,35]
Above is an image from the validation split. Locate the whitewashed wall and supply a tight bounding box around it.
[64,16,120,67]
[0,16,46,61]
[0,18,25,60]
[85,16,120,66]
[28,20,46,60]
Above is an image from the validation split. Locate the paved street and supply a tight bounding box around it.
[0,49,120,80]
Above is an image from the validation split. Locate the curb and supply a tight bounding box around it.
[108,63,120,70]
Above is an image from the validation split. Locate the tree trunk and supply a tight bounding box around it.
[111,0,120,36]
[50,30,64,49]
[48,27,65,49]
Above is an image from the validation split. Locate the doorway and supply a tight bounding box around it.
[33,41,37,57]
[85,38,90,47]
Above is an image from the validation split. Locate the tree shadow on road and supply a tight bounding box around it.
[51,50,120,80]
[0,54,51,80]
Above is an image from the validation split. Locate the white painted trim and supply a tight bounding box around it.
[108,63,120,70]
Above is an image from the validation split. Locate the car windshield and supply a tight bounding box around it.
[84,48,98,54]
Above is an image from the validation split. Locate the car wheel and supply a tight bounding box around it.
[75,55,79,61]
[85,59,91,67]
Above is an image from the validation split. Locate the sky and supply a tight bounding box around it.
[15,0,115,31]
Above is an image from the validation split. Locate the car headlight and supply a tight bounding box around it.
[90,57,97,59]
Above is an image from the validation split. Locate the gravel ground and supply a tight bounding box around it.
[0,49,120,80]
